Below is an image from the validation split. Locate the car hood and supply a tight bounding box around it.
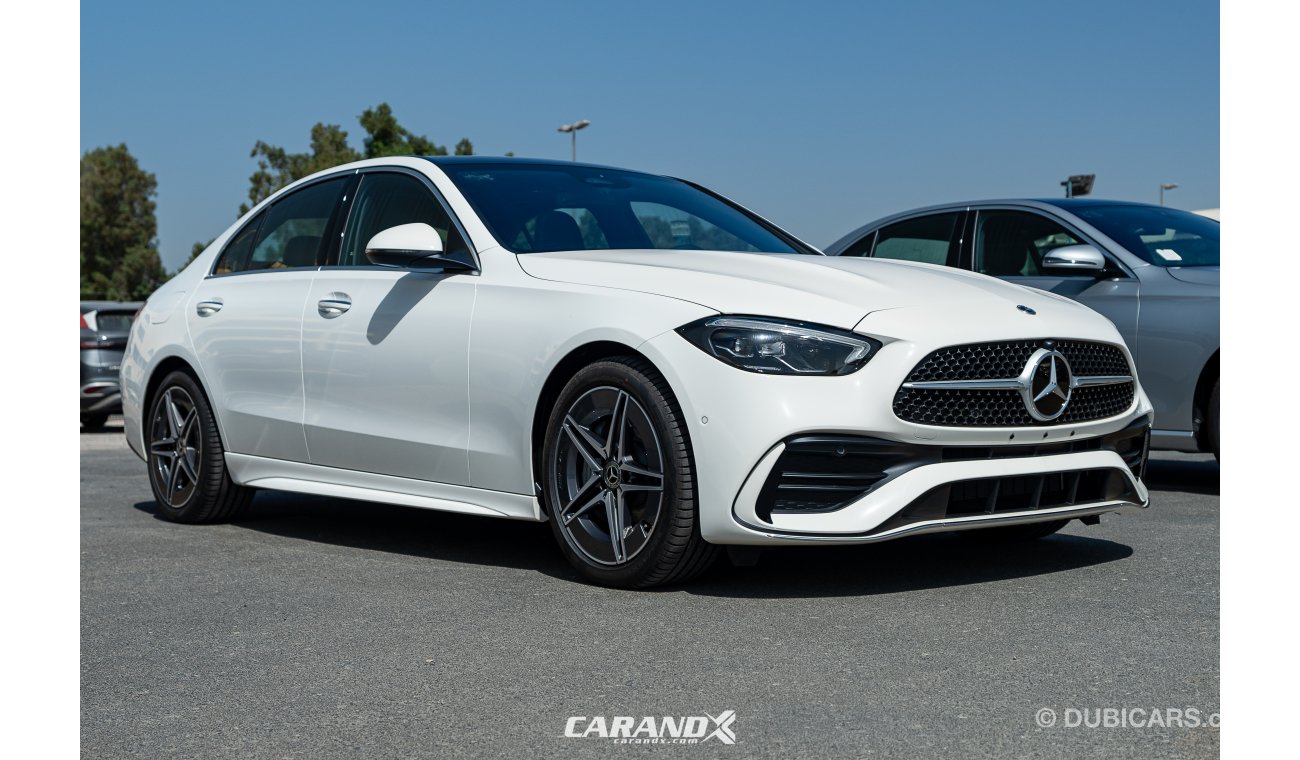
[1164,266,1219,287]
[516,249,1101,331]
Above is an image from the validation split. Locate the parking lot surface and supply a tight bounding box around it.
[82,419,1218,759]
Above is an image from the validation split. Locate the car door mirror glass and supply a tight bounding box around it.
[1041,244,1106,273]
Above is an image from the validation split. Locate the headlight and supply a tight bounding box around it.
[676,316,880,375]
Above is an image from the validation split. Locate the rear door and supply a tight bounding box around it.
[968,207,1140,360]
[300,169,477,485]
[185,175,350,461]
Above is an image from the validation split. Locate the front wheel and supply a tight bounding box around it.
[542,358,718,588]
[146,371,252,523]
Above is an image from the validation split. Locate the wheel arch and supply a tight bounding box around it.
[142,355,229,451]
[529,340,666,515]
[1193,349,1219,451]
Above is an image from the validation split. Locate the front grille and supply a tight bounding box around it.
[869,467,1140,535]
[893,339,1134,427]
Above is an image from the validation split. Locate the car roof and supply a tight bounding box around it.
[421,155,656,176]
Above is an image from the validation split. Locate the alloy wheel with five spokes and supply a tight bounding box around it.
[552,385,665,566]
[149,386,203,508]
[145,371,251,523]
[543,358,718,588]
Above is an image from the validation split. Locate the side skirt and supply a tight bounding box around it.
[225,453,544,522]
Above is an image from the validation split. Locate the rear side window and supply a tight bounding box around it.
[215,178,347,273]
[838,230,876,257]
[213,217,260,275]
[338,173,466,266]
[871,213,960,266]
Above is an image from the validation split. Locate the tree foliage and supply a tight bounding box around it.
[80,144,167,300]
[238,103,474,216]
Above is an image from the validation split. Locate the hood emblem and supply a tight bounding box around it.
[1022,349,1072,421]
[1017,304,1037,315]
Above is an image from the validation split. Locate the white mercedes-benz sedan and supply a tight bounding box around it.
[122,156,1153,587]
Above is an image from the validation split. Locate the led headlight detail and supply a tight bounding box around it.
[677,317,880,375]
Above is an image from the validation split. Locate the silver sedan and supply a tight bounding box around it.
[828,199,1219,458]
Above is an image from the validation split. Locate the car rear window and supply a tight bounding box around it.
[94,311,137,334]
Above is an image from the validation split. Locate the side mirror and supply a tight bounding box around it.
[365,223,475,272]
[1041,244,1107,273]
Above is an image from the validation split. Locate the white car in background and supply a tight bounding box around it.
[121,157,1153,588]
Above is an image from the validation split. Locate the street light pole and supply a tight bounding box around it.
[1160,183,1178,206]
[557,119,591,161]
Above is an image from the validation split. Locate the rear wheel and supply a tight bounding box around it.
[958,519,1069,543]
[81,413,108,431]
[543,358,717,588]
[147,371,252,523]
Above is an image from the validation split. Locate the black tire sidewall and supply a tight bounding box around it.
[542,360,696,587]
[147,371,233,522]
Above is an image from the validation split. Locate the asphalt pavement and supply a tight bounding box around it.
[82,418,1219,759]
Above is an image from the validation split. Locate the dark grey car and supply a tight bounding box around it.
[827,200,1219,457]
[81,301,141,430]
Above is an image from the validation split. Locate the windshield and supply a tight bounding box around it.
[1071,205,1219,267]
[439,163,806,255]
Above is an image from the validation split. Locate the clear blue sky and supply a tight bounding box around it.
[82,0,1219,270]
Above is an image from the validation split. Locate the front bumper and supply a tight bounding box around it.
[640,324,1154,546]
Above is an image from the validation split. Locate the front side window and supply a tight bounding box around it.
[338,173,468,266]
[975,210,1083,276]
[871,213,960,266]
[1071,205,1219,267]
[439,163,807,255]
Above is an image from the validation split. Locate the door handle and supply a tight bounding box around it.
[195,298,223,317]
[318,292,352,318]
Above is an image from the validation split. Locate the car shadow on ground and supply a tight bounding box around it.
[81,422,125,435]
[135,490,1135,598]
[1143,454,1219,496]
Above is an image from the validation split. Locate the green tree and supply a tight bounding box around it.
[190,104,491,269]
[243,122,361,214]
[236,103,475,215]
[81,144,167,300]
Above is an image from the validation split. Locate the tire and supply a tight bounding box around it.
[146,371,252,523]
[81,413,108,431]
[542,357,718,588]
[957,519,1069,543]
[1208,381,1220,462]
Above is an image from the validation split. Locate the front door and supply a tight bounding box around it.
[300,170,477,485]
[970,208,1140,361]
